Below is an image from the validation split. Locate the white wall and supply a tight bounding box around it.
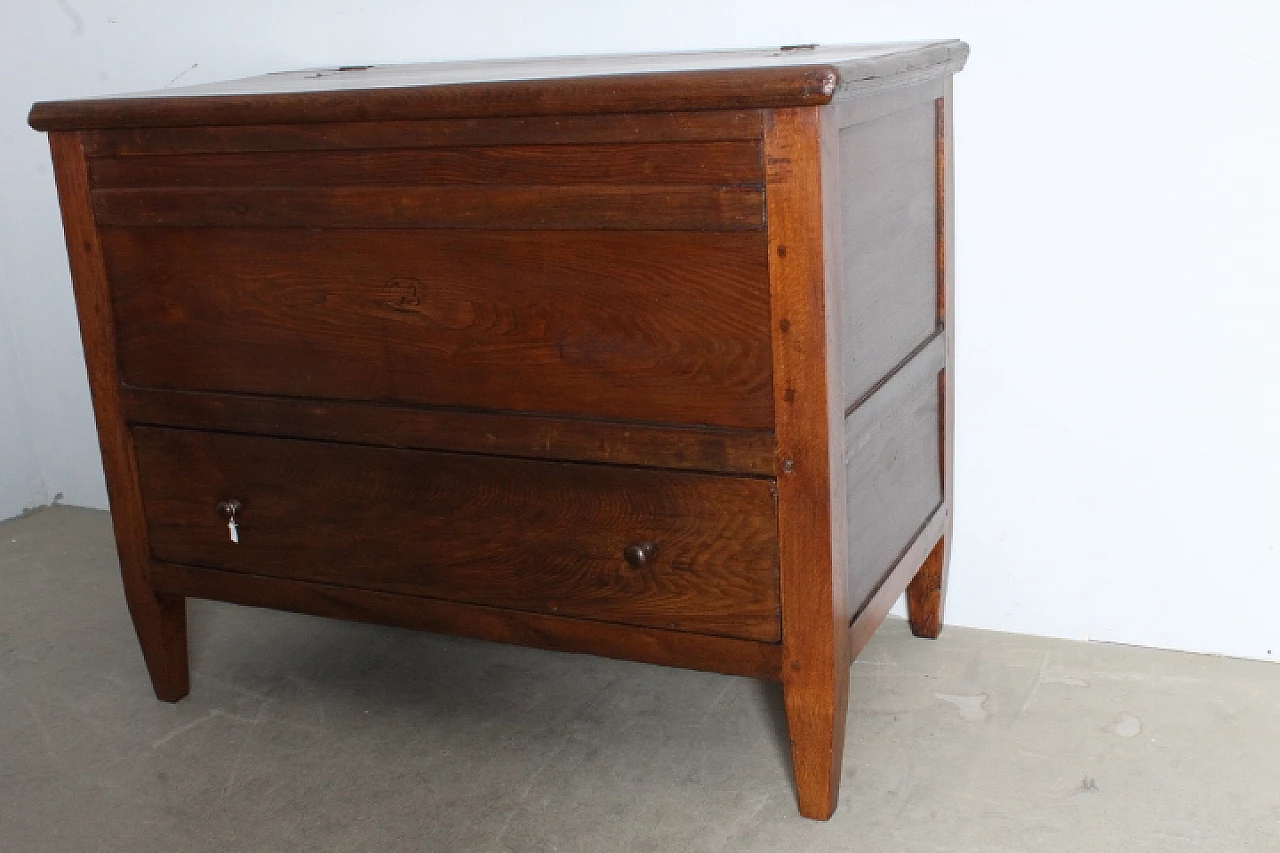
[0,287,47,518]
[1,1,1277,661]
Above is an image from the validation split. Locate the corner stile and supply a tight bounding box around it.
[764,106,850,820]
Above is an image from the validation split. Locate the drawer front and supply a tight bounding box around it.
[133,428,781,642]
[103,228,774,429]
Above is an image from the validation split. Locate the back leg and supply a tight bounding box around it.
[906,536,947,639]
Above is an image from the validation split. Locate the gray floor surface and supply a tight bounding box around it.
[1,506,1277,852]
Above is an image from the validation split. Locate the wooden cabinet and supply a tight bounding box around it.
[29,41,967,820]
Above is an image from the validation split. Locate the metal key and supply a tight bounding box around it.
[216,500,242,544]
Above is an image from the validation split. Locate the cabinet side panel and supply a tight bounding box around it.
[838,101,939,409]
[844,336,944,616]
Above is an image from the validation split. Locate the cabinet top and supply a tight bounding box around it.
[29,41,967,131]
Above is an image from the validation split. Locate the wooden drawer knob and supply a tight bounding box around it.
[622,541,658,569]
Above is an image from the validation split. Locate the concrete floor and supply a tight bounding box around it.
[1,506,1277,852]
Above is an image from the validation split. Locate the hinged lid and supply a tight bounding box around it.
[29,41,968,131]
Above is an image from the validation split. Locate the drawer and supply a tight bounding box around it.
[103,228,775,429]
[133,427,781,642]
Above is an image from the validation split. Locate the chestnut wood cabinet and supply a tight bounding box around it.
[29,41,967,819]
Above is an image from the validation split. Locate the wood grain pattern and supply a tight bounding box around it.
[89,141,763,188]
[766,106,850,820]
[837,99,940,409]
[905,536,946,639]
[91,184,764,230]
[47,133,189,702]
[81,112,764,157]
[104,228,774,429]
[149,561,784,681]
[28,42,968,131]
[844,334,945,614]
[120,388,777,476]
[133,428,782,641]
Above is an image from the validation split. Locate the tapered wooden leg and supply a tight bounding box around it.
[125,589,190,702]
[783,655,850,820]
[48,133,190,703]
[764,106,852,820]
[906,535,947,639]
